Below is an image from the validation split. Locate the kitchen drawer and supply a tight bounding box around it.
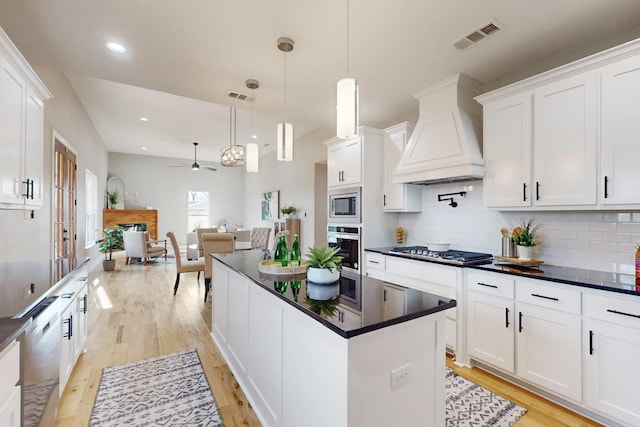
[386,256,458,289]
[467,271,514,299]
[516,280,581,314]
[584,292,640,329]
[0,340,19,401]
[364,252,386,280]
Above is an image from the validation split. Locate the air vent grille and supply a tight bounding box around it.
[227,91,255,102]
[453,20,504,50]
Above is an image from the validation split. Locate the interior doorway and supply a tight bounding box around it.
[53,134,77,281]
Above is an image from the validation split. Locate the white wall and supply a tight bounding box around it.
[0,67,109,264]
[243,128,330,252]
[397,181,640,275]
[108,152,245,243]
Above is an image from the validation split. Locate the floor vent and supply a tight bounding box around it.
[453,20,504,50]
[227,91,254,102]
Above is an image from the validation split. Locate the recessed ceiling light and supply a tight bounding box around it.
[140,147,147,150]
[106,42,126,53]
[140,117,148,122]
[252,134,257,139]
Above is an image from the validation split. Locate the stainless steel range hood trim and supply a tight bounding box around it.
[392,73,484,186]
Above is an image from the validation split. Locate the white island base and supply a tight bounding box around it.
[211,259,447,427]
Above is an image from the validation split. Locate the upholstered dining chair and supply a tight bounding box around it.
[123,231,166,266]
[166,231,205,296]
[250,227,271,249]
[195,227,218,258]
[202,232,234,302]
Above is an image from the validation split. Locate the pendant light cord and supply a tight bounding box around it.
[346,0,350,75]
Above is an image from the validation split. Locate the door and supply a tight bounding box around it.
[54,138,77,281]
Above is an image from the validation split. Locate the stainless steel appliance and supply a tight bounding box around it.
[337,270,361,311]
[328,187,360,223]
[389,246,493,265]
[327,225,360,272]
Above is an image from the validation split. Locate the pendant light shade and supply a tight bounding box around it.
[246,79,260,173]
[277,122,293,161]
[337,0,359,139]
[337,77,359,139]
[220,107,246,167]
[277,37,294,162]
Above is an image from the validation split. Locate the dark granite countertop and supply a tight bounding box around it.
[0,257,90,351]
[366,247,639,297]
[212,249,456,338]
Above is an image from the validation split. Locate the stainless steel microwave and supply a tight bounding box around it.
[329,188,360,223]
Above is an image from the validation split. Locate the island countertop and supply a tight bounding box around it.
[212,249,456,338]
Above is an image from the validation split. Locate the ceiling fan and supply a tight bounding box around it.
[169,142,217,171]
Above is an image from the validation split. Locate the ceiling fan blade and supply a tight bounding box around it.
[203,166,217,171]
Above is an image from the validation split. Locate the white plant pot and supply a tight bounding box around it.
[517,245,534,261]
[306,267,340,284]
[306,281,340,300]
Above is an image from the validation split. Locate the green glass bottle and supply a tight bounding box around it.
[289,234,301,266]
[274,234,289,267]
[274,281,288,294]
[290,280,301,301]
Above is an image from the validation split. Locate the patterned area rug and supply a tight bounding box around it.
[446,367,527,426]
[89,349,223,427]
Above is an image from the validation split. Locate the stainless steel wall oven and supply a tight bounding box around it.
[327,225,360,273]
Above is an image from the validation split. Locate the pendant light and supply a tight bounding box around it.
[246,79,260,173]
[277,37,294,162]
[220,106,246,167]
[336,0,359,139]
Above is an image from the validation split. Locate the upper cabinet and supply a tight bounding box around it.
[477,38,640,210]
[382,122,422,212]
[326,136,362,189]
[0,27,52,209]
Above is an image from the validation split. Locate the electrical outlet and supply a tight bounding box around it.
[390,363,411,389]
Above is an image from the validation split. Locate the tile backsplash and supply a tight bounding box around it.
[397,182,640,275]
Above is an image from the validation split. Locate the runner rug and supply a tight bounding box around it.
[89,348,223,427]
[446,367,527,426]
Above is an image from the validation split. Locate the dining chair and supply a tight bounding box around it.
[250,227,271,249]
[202,233,234,302]
[123,231,165,266]
[166,231,205,296]
[196,227,218,258]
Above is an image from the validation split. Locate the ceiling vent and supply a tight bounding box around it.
[453,20,504,50]
[227,91,254,102]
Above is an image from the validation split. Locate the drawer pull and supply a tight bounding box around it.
[368,260,380,264]
[531,293,559,301]
[505,307,510,328]
[589,330,594,355]
[518,311,523,333]
[606,309,640,319]
[477,282,498,289]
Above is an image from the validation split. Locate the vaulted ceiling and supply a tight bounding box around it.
[1,0,640,163]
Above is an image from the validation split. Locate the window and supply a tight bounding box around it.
[188,191,209,231]
[85,169,98,247]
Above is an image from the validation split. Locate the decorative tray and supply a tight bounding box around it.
[258,260,308,276]
[494,256,544,269]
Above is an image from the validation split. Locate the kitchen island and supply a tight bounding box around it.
[210,249,456,427]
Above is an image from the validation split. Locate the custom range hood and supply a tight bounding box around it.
[393,74,484,185]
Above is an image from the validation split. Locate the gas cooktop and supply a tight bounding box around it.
[389,246,493,265]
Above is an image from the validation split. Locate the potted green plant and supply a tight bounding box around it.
[512,218,542,260]
[98,226,124,271]
[106,188,120,209]
[280,205,297,218]
[305,245,343,284]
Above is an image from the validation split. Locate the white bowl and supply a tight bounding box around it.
[427,242,450,252]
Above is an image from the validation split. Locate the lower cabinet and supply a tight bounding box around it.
[0,385,20,427]
[467,292,514,372]
[59,277,89,393]
[0,341,20,427]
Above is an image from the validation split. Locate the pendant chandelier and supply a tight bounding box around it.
[336,0,359,139]
[277,37,294,162]
[220,106,246,167]
[246,79,260,173]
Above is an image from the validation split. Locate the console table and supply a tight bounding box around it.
[103,209,158,240]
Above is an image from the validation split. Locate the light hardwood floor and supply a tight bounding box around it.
[58,254,602,426]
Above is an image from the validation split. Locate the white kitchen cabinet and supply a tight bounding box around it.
[59,274,89,393]
[532,72,597,207]
[466,271,515,372]
[515,280,582,402]
[212,263,229,341]
[583,292,640,426]
[600,54,640,206]
[0,341,20,427]
[0,28,51,209]
[326,136,362,189]
[382,122,421,212]
[60,300,75,391]
[364,251,385,281]
[482,93,532,208]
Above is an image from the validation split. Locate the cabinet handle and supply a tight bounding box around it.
[505,307,510,328]
[384,194,387,206]
[22,179,30,198]
[535,181,540,201]
[606,308,640,319]
[29,179,34,199]
[604,176,609,199]
[369,260,380,264]
[522,183,527,202]
[518,311,523,332]
[82,294,88,314]
[383,290,387,302]
[477,282,498,289]
[531,293,559,302]
[64,315,73,340]
[589,330,594,355]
